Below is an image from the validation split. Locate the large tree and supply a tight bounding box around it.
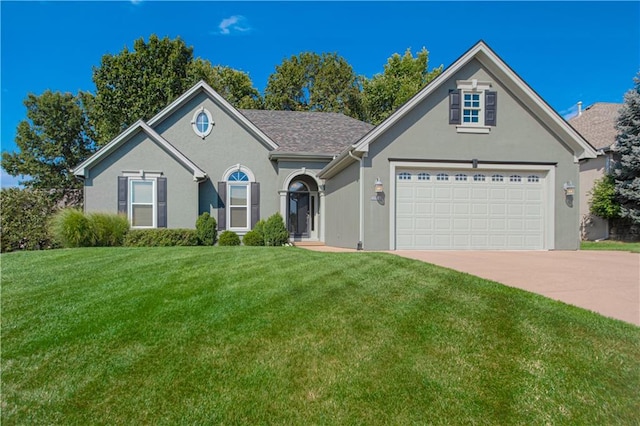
[1,91,94,189]
[188,58,263,109]
[90,35,195,145]
[613,72,640,227]
[264,52,363,118]
[362,48,442,124]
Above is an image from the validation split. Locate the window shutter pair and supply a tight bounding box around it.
[449,89,497,126]
[217,181,260,230]
[117,176,167,228]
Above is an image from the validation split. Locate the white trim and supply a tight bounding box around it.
[456,79,492,91]
[122,170,163,178]
[388,161,555,250]
[221,164,255,182]
[281,169,322,191]
[191,107,214,139]
[222,165,255,233]
[456,126,491,134]
[280,169,324,242]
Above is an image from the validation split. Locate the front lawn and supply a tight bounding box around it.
[2,247,639,424]
[581,240,640,253]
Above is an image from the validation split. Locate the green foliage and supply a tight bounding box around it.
[589,175,621,219]
[50,209,92,248]
[263,213,289,246]
[87,213,130,247]
[1,91,95,189]
[613,72,640,227]
[242,219,265,246]
[195,212,218,246]
[218,230,241,246]
[264,52,363,118]
[49,209,129,248]
[189,59,263,108]
[363,47,443,124]
[0,188,59,252]
[123,229,198,247]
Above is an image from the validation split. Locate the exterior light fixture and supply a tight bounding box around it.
[563,181,576,196]
[374,178,384,194]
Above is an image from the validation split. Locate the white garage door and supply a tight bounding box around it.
[395,169,546,250]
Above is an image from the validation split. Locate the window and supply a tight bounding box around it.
[473,174,486,182]
[398,172,411,180]
[191,108,213,138]
[510,175,522,183]
[418,172,430,181]
[528,175,540,183]
[228,171,249,229]
[455,173,468,181]
[463,93,481,124]
[130,179,155,228]
[492,174,504,182]
[436,173,449,181]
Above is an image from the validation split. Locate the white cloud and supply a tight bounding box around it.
[561,103,579,120]
[218,15,252,35]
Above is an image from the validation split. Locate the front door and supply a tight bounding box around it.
[288,180,312,238]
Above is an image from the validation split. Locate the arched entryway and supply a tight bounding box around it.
[284,173,320,241]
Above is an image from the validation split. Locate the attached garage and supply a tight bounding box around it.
[393,165,554,250]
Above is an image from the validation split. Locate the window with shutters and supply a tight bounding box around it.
[130,179,155,228]
[449,79,496,133]
[119,172,166,229]
[218,166,258,234]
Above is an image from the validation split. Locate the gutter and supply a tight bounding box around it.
[348,149,364,250]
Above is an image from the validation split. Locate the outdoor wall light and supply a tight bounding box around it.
[563,181,576,196]
[374,178,384,194]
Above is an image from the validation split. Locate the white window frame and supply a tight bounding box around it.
[129,178,157,229]
[456,79,492,134]
[191,107,213,139]
[222,165,255,233]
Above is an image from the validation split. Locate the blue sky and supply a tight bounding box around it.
[1,1,639,187]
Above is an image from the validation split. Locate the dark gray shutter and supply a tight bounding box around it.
[449,89,461,125]
[157,177,167,228]
[485,91,497,126]
[118,176,128,214]
[217,181,226,230]
[251,182,260,229]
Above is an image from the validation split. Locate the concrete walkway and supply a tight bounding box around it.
[393,250,640,326]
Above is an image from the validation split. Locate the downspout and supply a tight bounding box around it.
[348,149,364,250]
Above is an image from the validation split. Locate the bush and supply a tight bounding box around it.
[50,208,92,248]
[590,175,621,219]
[242,219,265,246]
[263,213,289,246]
[1,188,58,252]
[123,229,199,247]
[218,230,241,246]
[87,213,130,247]
[196,212,217,246]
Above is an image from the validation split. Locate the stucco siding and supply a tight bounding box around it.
[360,59,581,250]
[579,155,609,240]
[84,131,199,228]
[324,161,360,249]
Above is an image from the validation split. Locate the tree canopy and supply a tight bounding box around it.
[613,72,640,228]
[2,91,94,190]
[189,58,263,109]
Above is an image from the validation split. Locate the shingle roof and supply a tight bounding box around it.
[239,109,374,154]
[569,103,622,150]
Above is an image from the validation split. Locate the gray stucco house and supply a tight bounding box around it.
[73,41,597,250]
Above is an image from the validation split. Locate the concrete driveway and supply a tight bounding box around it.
[393,250,640,326]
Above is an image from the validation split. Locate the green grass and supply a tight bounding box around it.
[581,240,640,253]
[2,247,639,424]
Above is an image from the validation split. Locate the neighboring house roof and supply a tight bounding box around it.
[569,103,621,150]
[73,120,207,181]
[319,40,599,179]
[240,109,374,154]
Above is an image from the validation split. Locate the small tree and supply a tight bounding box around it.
[589,175,621,220]
[242,219,265,246]
[263,213,289,246]
[195,212,217,245]
[613,72,640,229]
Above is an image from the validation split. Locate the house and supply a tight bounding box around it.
[73,41,597,250]
[569,103,622,240]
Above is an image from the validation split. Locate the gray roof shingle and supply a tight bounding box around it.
[569,103,622,150]
[240,109,374,154]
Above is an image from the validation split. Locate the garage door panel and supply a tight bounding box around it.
[396,168,547,250]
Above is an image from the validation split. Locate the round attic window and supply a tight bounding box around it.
[192,108,213,138]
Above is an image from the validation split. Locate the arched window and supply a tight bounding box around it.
[218,166,257,233]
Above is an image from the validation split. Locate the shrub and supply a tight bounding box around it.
[218,230,241,246]
[195,212,217,246]
[123,229,199,247]
[590,175,621,219]
[263,213,289,246]
[242,219,265,246]
[87,213,130,247]
[50,208,92,248]
[1,188,58,252]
